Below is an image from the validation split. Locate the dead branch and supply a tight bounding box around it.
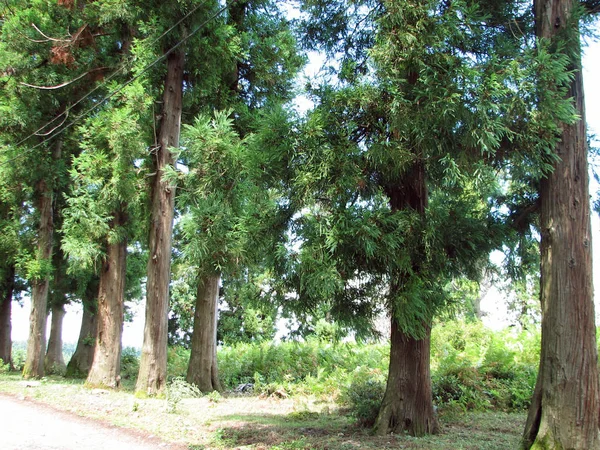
[19,67,107,90]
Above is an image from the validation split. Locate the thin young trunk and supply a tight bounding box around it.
[86,210,127,389]
[375,320,438,436]
[66,300,97,378]
[136,49,184,397]
[186,272,222,392]
[0,265,15,367]
[523,1,600,447]
[23,141,61,379]
[44,303,67,374]
[375,160,438,437]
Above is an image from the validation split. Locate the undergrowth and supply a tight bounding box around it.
[166,320,540,425]
[10,320,540,427]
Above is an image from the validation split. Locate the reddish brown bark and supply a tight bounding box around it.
[375,320,438,436]
[186,272,222,392]
[44,303,67,374]
[522,1,600,448]
[375,161,438,437]
[66,299,97,378]
[0,265,15,367]
[86,210,127,389]
[23,140,62,379]
[136,49,184,396]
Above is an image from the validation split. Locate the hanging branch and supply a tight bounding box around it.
[19,67,108,90]
[30,23,70,43]
[35,111,69,136]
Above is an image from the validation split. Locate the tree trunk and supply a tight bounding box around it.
[44,303,67,374]
[23,139,61,378]
[66,300,97,378]
[375,160,438,437]
[523,1,600,448]
[136,49,184,397]
[0,265,15,368]
[375,319,438,436]
[86,210,127,389]
[186,272,222,392]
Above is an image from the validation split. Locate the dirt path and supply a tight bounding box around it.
[0,394,182,450]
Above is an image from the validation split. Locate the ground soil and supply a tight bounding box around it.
[0,393,184,450]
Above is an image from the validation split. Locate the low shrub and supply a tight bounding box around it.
[214,320,537,417]
[167,345,190,379]
[120,347,140,381]
[166,376,202,413]
[339,368,386,427]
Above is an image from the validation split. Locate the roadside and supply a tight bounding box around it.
[0,373,525,449]
[0,393,183,450]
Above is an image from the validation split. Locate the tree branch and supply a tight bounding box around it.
[30,23,70,43]
[19,67,107,90]
[581,0,600,14]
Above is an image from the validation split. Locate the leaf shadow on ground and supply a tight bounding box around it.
[201,410,525,450]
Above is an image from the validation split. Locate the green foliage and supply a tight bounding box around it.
[338,368,386,427]
[431,321,539,412]
[208,320,538,417]
[120,347,140,382]
[0,360,10,374]
[166,377,202,413]
[167,345,191,378]
[216,338,389,393]
[10,343,26,372]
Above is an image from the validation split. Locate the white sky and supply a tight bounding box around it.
[10,35,600,347]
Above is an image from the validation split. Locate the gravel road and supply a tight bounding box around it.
[0,394,182,450]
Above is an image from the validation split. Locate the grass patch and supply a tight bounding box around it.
[0,372,525,449]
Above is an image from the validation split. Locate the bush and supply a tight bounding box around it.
[217,339,389,391]
[339,368,386,427]
[120,347,140,381]
[166,376,202,413]
[430,321,538,412]
[167,345,190,379]
[162,319,538,418]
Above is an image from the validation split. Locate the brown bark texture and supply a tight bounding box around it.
[375,319,439,436]
[136,49,184,396]
[66,300,97,377]
[0,265,15,368]
[86,211,127,389]
[44,303,67,374]
[23,173,58,378]
[186,273,223,392]
[375,161,439,436]
[522,1,600,448]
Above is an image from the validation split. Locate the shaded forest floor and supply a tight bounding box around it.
[0,373,525,449]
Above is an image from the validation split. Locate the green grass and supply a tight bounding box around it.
[0,372,525,449]
[3,320,538,448]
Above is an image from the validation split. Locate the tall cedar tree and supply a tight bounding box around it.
[0,0,123,378]
[65,278,98,377]
[54,0,149,387]
[522,0,600,447]
[296,0,577,435]
[176,0,303,392]
[0,144,25,368]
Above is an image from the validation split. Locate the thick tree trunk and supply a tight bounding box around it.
[86,211,127,389]
[375,319,438,436]
[0,265,15,368]
[186,272,222,392]
[44,303,67,374]
[375,160,438,437]
[136,49,184,397]
[66,297,98,378]
[523,1,600,447]
[23,153,60,378]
